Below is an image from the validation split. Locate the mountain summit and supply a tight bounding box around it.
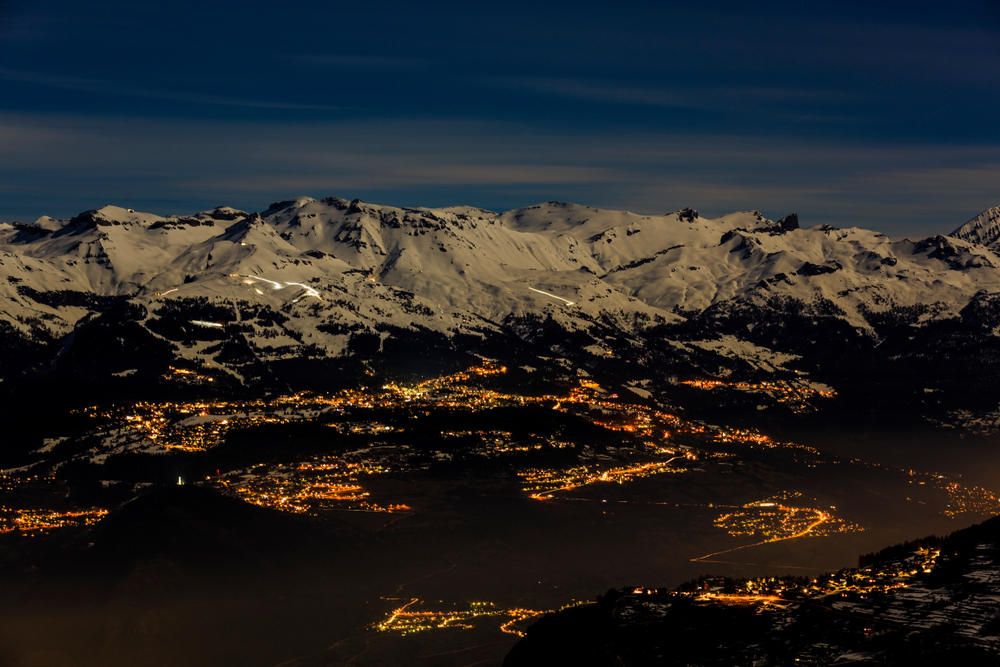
[950,205,1000,251]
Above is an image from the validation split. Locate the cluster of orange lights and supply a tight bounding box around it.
[935,479,1000,518]
[520,460,688,500]
[376,598,583,637]
[713,496,862,541]
[0,507,108,534]
[679,544,943,607]
[214,457,413,515]
[681,378,836,413]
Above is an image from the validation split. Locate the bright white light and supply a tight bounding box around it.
[247,275,283,290]
[283,281,321,299]
[242,274,322,301]
[528,287,575,306]
[191,320,225,329]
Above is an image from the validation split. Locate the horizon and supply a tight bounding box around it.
[4,194,995,239]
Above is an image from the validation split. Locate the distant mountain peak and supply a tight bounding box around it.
[948,205,1000,249]
[205,206,248,221]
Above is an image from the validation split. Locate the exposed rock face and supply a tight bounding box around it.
[777,212,799,232]
[951,205,1000,250]
[675,207,699,223]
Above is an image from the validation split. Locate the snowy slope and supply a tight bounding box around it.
[1,198,999,385]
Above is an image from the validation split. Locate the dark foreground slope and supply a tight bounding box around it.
[505,517,1000,666]
[0,486,379,667]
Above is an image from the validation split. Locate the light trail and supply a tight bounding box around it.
[246,275,282,290]
[528,286,575,306]
[242,274,322,300]
[190,320,224,328]
[160,288,178,296]
[282,280,321,298]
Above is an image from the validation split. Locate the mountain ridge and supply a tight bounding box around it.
[2,197,1000,418]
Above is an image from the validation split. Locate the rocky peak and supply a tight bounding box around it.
[949,205,1000,249]
[777,213,799,232]
[675,207,699,223]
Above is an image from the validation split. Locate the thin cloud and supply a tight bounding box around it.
[488,76,860,111]
[864,165,1000,194]
[0,67,347,111]
[0,112,996,235]
[281,53,430,70]
[178,164,618,193]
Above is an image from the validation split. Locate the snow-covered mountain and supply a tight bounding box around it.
[2,197,1000,401]
[950,205,1000,251]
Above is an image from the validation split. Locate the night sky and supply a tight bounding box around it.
[1,0,997,234]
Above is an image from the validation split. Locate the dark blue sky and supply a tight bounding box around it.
[1,0,998,234]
